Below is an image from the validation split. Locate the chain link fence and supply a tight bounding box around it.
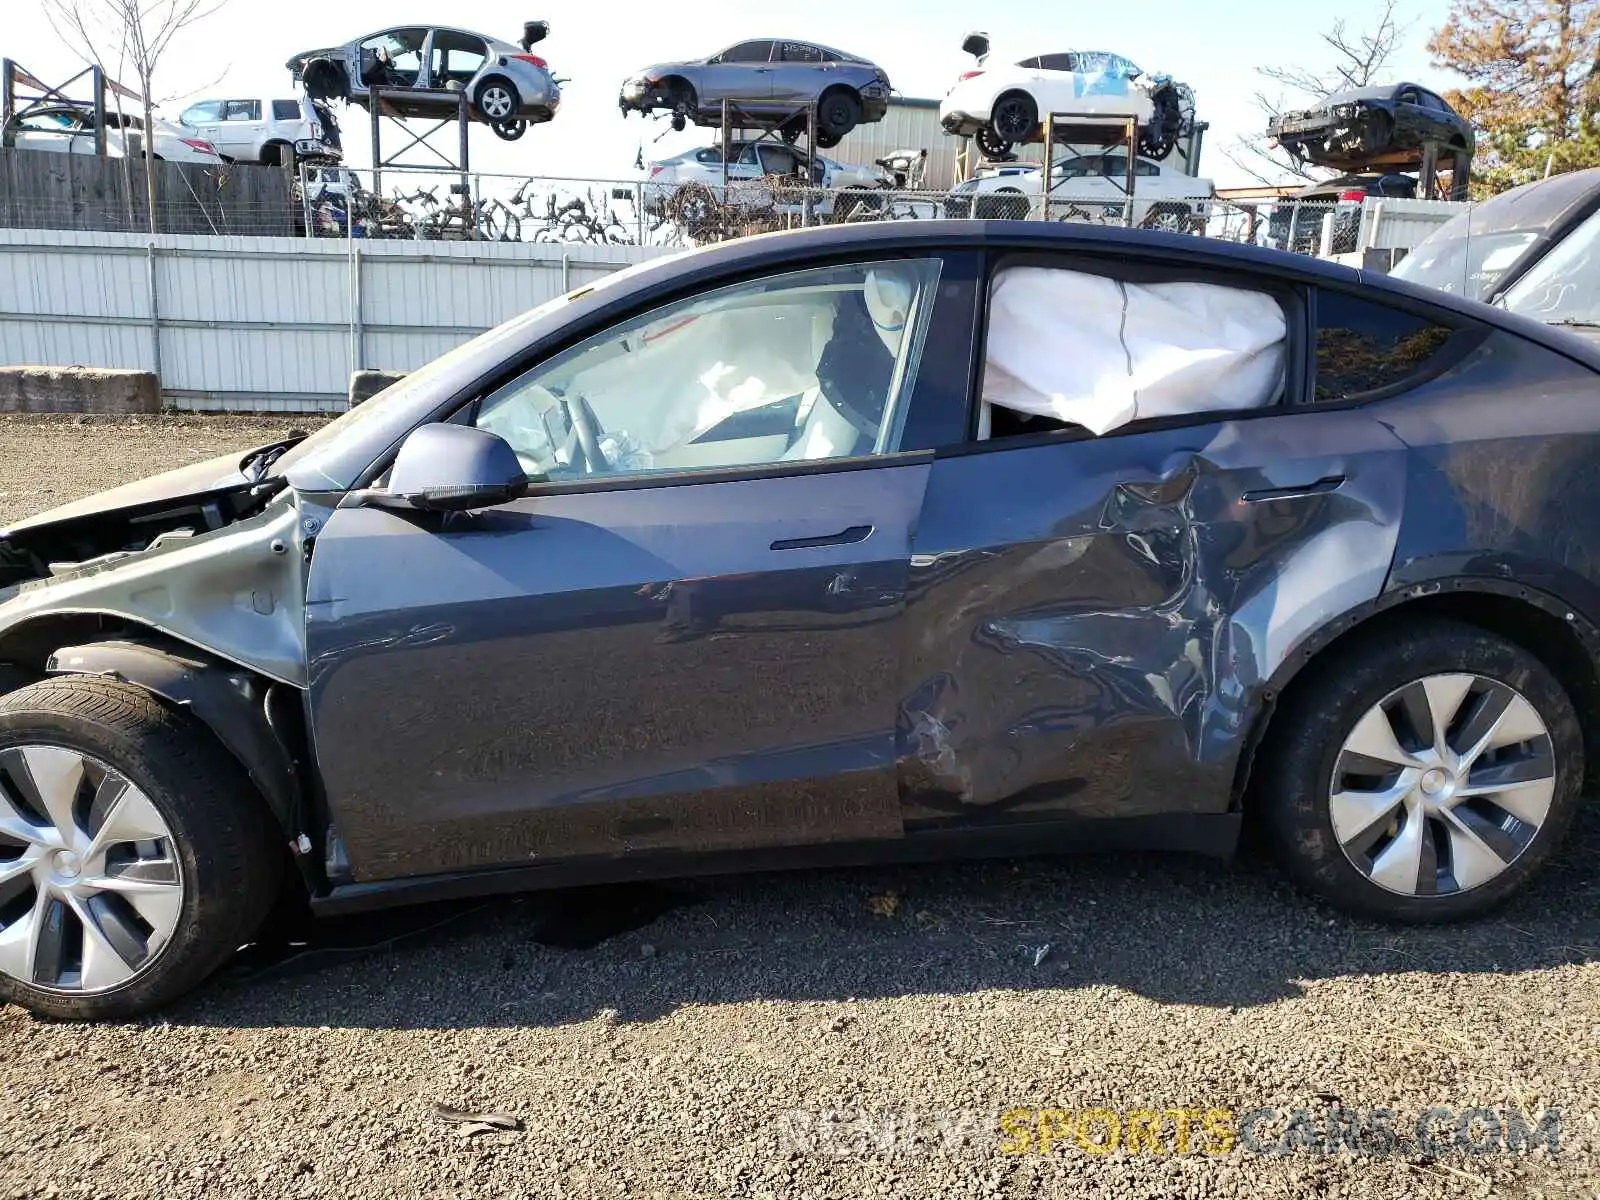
[0,157,1452,260]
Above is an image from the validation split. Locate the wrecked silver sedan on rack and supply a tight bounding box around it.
[3,220,1600,1019]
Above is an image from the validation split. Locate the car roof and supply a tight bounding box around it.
[1321,83,1410,104]
[278,220,1600,491]
[1459,167,1600,234]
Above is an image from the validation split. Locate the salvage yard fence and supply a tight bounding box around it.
[0,227,667,412]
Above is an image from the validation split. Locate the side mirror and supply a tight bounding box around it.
[385,424,526,512]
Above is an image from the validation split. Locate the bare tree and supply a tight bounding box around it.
[44,0,228,233]
[1226,0,1412,186]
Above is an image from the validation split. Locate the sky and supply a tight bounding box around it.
[3,0,1459,188]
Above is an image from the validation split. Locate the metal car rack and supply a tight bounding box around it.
[367,87,472,199]
[1039,112,1140,225]
[714,97,819,202]
[0,58,137,157]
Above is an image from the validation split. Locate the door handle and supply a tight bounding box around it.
[771,524,873,551]
[1241,475,1346,503]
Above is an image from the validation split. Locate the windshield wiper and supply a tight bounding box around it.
[241,431,310,481]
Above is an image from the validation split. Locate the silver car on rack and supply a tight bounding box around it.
[288,22,560,142]
[619,38,891,148]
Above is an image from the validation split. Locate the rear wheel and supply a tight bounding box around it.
[0,677,282,1019]
[475,76,520,124]
[1260,621,1583,922]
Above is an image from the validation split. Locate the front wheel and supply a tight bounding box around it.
[0,677,282,1019]
[1260,620,1583,922]
[817,89,861,142]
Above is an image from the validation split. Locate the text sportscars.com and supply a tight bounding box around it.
[772,1105,1562,1158]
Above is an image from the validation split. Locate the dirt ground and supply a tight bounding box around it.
[0,413,1597,1199]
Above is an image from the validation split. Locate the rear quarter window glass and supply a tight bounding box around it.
[1314,290,1457,402]
[272,100,301,121]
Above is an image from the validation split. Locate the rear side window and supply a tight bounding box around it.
[980,265,1288,439]
[1314,290,1457,403]
[223,100,261,121]
[272,100,301,121]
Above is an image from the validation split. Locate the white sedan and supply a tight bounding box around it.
[6,105,220,162]
[945,152,1212,231]
[939,39,1195,161]
[643,141,891,220]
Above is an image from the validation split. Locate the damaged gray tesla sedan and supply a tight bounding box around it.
[3,221,1599,1018]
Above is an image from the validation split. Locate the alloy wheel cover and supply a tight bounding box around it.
[0,746,184,994]
[1329,673,1556,897]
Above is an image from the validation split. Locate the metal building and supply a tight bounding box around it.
[826,97,960,190]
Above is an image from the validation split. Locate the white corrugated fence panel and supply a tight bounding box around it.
[1358,198,1467,251]
[0,228,667,411]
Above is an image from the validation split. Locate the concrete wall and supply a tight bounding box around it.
[0,228,668,412]
[0,366,159,413]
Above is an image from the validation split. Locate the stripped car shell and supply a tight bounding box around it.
[4,222,1600,1017]
[1268,82,1474,175]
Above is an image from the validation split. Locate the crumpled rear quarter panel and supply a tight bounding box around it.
[897,409,1409,827]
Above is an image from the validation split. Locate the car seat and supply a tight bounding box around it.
[783,268,912,460]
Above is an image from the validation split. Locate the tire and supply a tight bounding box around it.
[990,91,1038,144]
[974,126,1014,160]
[0,676,282,1019]
[475,76,520,124]
[817,89,861,141]
[1259,620,1583,923]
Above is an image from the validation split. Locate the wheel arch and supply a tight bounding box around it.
[259,139,293,166]
[11,628,323,892]
[1231,578,1600,813]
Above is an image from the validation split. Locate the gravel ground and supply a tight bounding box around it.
[1,414,1598,1199]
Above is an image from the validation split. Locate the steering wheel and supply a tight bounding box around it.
[567,395,612,474]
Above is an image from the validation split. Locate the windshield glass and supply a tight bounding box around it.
[270,251,688,488]
[1503,205,1600,326]
[1390,213,1539,300]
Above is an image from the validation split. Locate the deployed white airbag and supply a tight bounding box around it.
[983,267,1287,436]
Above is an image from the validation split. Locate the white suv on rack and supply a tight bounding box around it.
[176,96,341,165]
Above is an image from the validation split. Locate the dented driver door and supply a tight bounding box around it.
[897,407,1408,831]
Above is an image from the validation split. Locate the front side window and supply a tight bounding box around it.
[782,42,822,63]
[757,145,797,175]
[1314,290,1456,402]
[474,260,942,481]
[181,101,222,125]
